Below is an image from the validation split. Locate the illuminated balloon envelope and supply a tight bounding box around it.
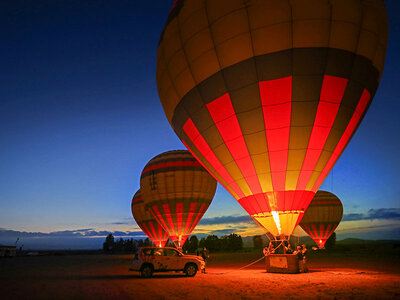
[140,150,217,247]
[156,0,388,238]
[131,190,169,247]
[300,191,343,248]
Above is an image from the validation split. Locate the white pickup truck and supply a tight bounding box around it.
[130,247,205,278]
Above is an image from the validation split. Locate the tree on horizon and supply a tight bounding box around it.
[103,234,115,252]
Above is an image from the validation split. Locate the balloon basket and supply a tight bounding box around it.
[265,254,299,274]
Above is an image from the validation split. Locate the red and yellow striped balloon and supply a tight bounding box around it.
[156,0,388,238]
[131,190,169,247]
[299,191,343,248]
[140,150,217,247]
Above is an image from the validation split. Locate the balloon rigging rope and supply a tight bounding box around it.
[209,241,288,275]
[211,256,266,275]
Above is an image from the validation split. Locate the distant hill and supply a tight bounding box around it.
[336,238,368,245]
[241,234,400,248]
[337,238,400,245]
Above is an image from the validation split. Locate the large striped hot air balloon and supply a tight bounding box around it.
[140,150,217,247]
[131,190,169,247]
[300,191,343,248]
[156,0,388,239]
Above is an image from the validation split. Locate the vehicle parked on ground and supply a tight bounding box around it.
[129,247,205,278]
[0,246,16,257]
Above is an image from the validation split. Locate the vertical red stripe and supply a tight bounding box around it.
[157,224,162,241]
[184,202,197,236]
[189,203,206,234]
[206,93,263,195]
[311,226,318,239]
[183,118,244,198]
[141,222,155,242]
[303,225,310,239]
[151,206,169,234]
[308,226,315,240]
[163,204,176,235]
[260,76,292,191]
[297,75,348,190]
[158,224,166,241]
[304,225,315,239]
[311,224,318,239]
[319,223,324,240]
[148,222,159,242]
[312,89,371,192]
[326,224,337,241]
[157,224,163,245]
[139,223,150,239]
[324,224,332,239]
[176,202,183,237]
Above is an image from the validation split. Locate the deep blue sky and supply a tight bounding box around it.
[0,0,399,247]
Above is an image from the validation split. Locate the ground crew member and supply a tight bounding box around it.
[294,246,305,272]
[201,247,209,273]
[263,242,275,256]
[301,244,309,273]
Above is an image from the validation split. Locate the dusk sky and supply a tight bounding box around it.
[1,0,399,249]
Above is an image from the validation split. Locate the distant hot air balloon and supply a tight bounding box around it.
[300,191,343,248]
[131,190,169,247]
[156,0,388,240]
[140,150,217,247]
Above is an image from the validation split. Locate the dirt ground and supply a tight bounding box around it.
[0,252,399,300]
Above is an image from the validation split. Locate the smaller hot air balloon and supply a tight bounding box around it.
[299,191,343,249]
[131,189,169,247]
[140,150,217,248]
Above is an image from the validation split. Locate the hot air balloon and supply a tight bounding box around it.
[131,189,169,247]
[140,150,217,247]
[300,191,343,248]
[156,0,388,240]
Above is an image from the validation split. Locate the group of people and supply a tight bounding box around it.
[263,241,309,273]
[294,244,309,273]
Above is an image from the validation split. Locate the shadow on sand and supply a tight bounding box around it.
[28,273,187,280]
[257,269,324,275]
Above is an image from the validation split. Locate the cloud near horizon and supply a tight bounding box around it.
[0,228,146,239]
[198,215,253,226]
[209,229,237,236]
[342,208,400,222]
[198,208,400,226]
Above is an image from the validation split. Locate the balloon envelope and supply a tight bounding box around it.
[299,191,343,248]
[140,150,217,247]
[131,190,169,247]
[156,0,388,238]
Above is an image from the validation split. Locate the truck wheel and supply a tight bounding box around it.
[185,263,197,277]
[141,265,153,278]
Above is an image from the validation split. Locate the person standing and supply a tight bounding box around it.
[294,246,304,272]
[301,244,309,273]
[201,247,209,273]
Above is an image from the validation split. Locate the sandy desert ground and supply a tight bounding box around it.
[0,250,399,300]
